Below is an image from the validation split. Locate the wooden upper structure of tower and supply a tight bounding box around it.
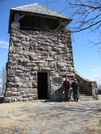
[8,3,72,33]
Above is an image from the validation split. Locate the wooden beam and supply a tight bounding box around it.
[19,15,25,20]
[55,22,63,31]
[14,13,19,23]
[55,20,68,31]
[40,17,42,28]
[47,18,58,28]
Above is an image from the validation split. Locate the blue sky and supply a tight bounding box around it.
[0,0,101,81]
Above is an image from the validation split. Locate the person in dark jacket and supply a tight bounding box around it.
[72,79,79,102]
[63,78,71,102]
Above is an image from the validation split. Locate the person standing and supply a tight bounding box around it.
[63,78,71,102]
[72,79,79,102]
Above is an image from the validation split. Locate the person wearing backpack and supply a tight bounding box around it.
[63,78,71,102]
[72,79,79,102]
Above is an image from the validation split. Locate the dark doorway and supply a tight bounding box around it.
[38,72,48,99]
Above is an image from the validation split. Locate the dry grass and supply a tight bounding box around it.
[0,102,32,134]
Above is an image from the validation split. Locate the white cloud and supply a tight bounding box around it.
[93,75,100,77]
[0,41,9,49]
[92,68,100,71]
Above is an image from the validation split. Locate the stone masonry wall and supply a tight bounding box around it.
[4,22,75,102]
[75,71,98,100]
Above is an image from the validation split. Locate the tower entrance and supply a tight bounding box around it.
[38,72,48,99]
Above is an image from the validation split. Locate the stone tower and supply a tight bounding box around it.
[4,3,75,102]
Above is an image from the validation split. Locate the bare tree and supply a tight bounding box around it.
[0,67,6,94]
[94,76,101,90]
[54,0,101,31]
[50,0,101,48]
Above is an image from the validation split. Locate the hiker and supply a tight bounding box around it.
[63,78,71,102]
[72,79,79,102]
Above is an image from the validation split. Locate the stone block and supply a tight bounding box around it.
[8,61,16,66]
[17,73,24,76]
[17,98,22,102]
[27,63,37,66]
[3,97,11,103]
[32,82,37,88]
[33,94,38,99]
[31,71,37,75]
[20,91,25,95]
[15,82,24,87]
[27,94,33,97]
[22,41,29,45]
[6,82,14,87]
[39,47,45,51]
[12,92,20,96]
[9,41,13,46]
[38,63,44,67]
[11,88,18,92]
[19,58,29,63]
[6,91,12,97]
[32,66,39,71]
[68,67,74,72]
[16,88,22,92]
[49,36,57,40]
[68,73,75,77]
[10,76,20,83]
[24,77,30,81]
[28,97,33,101]
[8,70,15,75]
[32,88,37,94]
[49,62,56,68]
[42,67,50,71]
[28,82,33,88]
[60,68,67,71]
[17,34,25,38]
[15,47,22,51]
[41,51,48,56]
[25,89,32,94]
[6,88,11,91]
[11,98,16,102]
[22,98,28,102]
[51,71,56,76]
[52,47,57,51]
[57,63,65,68]
[22,95,28,98]
[53,55,60,60]
[7,77,11,82]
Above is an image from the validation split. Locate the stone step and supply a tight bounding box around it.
[70,92,95,101]
[79,97,95,101]
[79,94,91,96]
[79,94,95,101]
[79,88,92,96]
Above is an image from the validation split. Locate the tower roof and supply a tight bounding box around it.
[11,3,71,20]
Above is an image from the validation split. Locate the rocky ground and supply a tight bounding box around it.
[0,98,101,134]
